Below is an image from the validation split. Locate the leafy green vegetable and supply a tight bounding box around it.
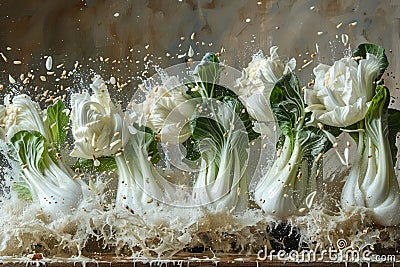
[185,52,260,166]
[353,43,389,80]
[12,181,32,201]
[7,130,83,219]
[388,108,400,162]
[255,72,328,218]
[342,85,400,226]
[114,125,176,216]
[47,100,69,146]
[9,130,47,172]
[144,126,161,165]
[192,52,222,98]
[270,72,305,146]
[190,97,250,212]
[72,156,117,173]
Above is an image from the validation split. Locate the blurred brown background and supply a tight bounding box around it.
[0,0,399,104]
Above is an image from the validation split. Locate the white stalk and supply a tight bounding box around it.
[341,117,400,226]
[254,136,303,218]
[115,126,175,217]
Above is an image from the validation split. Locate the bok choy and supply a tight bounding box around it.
[190,98,250,213]
[236,47,296,136]
[341,86,400,226]
[70,75,126,162]
[187,53,259,213]
[0,96,83,219]
[305,43,400,226]
[115,117,175,216]
[254,73,327,218]
[8,130,83,219]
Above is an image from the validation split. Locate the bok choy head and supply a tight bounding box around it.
[0,97,84,220]
[190,97,251,213]
[304,44,385,128]
[305,43,400,226]
[235,47,296,136]
[8,130,83,219]
[124,52,261,213]
[341,85,400,226]
[254,72,328,218]
[70,75,126,162]
[186,53,264,213]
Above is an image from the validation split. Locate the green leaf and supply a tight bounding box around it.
[364,85,393,154]
[388,108,400,162]
[191,84,260,143]
[12,181,32,201]
[190,115,225,165]
[190,96,259,144]
[192,52,222,98]
[185,52,260,162]
[363,85,400,163]
[47,100,69,146]
[270,72,305,143]
[144,126,161,165]
[72,156,117,173]
[182,136,201,161]
[8,131,47,200]
[365,85,388,125]
[9,130,47,172]
[299,127,328,161]
[190,116,225,149]
[296,128,328,200]
[353,43,389,80]
[186,83,237,100]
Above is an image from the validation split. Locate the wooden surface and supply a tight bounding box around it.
[1,254,400,267]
